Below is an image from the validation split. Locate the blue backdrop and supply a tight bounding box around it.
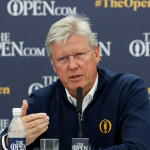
[0,0,150,134]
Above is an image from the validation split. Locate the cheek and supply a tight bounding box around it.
[83,59,97,78]
[55,67,68,81]
[53,65,64,75]
[81,61,96,77]
[84,57,97,70]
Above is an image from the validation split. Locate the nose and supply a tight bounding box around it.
[68,56,79,70]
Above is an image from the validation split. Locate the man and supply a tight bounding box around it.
[1,15,150,150]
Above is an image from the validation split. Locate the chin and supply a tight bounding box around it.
[69,85,84,91]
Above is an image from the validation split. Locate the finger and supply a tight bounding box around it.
[25,116,49,130]
[31,126,48,138]
[27,120,49,135]
[21,100,28,117]
[22,113,47,123]
[26,121,49,145]
[26,126,48,146]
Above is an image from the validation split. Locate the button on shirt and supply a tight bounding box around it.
[65,74,98,113]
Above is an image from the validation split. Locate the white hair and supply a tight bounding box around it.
[45,15,97,58]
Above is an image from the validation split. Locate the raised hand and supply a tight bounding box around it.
[21,100,49,145]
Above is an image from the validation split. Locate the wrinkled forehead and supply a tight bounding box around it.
[50,34,91,54]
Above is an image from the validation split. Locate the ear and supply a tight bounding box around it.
[94,46,100,64]
[49,58,57,74]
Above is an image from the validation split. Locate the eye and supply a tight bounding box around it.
[58,56,68,62]
[76,52,84,56]
[76,52,85,59]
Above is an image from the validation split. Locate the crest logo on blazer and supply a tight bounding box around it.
[99,119,112,133]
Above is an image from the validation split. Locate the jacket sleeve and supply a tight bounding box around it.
[94,77,150,150]
[0,128,8,150]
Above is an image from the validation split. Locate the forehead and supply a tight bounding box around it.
[51,35,90,56]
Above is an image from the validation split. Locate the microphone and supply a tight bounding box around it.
[71,87,90,150]
[76,87,82,114]
[76,87,83,138]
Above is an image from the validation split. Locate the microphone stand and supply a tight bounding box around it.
[78,112,83,138]
[76,87,83,138]
[71,87,90,150]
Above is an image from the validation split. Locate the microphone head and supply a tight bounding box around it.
[76,87,83,113]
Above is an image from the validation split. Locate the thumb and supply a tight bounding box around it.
[21,99,28,117]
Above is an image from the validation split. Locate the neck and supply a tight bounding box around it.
[67,83,95,100]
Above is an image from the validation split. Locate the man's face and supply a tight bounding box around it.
[51,34,100,97]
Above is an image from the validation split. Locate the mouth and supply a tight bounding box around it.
[69,75,82,81]
[71,75,81,79]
